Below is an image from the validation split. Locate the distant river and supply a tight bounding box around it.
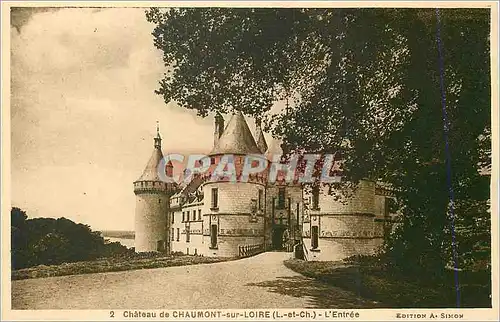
[104,237,135,249]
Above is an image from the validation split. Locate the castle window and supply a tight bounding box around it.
[182,212,185,222]
[311,226,319,249]
[258,189,263,210]
[312,186,320,209]
[198,209,202,221]
[211,188,218,209]
[171,228,174,241]
[186,227,190,243]
[192,210,196,221]
[176,228,180,241]
[158,198,161,204]
[210,224,218,249]
[171,212,174,224]
[277,188,286,209]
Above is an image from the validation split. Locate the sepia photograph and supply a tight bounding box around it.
[1,1,498,321]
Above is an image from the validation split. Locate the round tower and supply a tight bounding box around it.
[203,111,267,257]
[133,124,175,253]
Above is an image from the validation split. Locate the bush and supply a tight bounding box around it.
[11,207,131,269]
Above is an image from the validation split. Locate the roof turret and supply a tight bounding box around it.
[209,111,262,155]
[254,117,268,154]
[136,123,168,182]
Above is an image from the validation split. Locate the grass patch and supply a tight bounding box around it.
[12,254,233,280]
[284,258,491,308]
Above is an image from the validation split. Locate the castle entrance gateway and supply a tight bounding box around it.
[270,193,295,252]
[271,224,289,251]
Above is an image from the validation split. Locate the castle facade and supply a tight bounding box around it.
[133,112,396,261]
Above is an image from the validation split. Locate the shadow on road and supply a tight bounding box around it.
[246,275,384,309]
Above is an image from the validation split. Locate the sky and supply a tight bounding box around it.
[10,7,276,231]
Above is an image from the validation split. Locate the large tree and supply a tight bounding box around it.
[146,8,491,276]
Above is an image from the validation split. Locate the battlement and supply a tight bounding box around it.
[133,180,174,195]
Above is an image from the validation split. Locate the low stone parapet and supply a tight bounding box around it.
[238,244,264,258]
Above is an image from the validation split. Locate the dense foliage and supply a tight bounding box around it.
[285,258,491,308]
[145,8,491,278]
[11,207,130,269]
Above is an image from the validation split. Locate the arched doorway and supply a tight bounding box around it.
[271,226,287,250]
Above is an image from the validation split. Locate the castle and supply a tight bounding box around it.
[133,111,396,261]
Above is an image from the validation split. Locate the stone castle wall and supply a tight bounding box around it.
[170,204,203,255]
[141,176,392,261]
[134,192,169,252]
[302,180,385,261]
[302,237,383,261]
[202,181,266,214]
[203,180,265,257]
[312,180,376,214]
[171,181,267,257]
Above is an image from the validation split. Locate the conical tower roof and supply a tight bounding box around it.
[210,111,262,155]
[137,147,164,182]
[255,119,268,154]
[136,125,165,182]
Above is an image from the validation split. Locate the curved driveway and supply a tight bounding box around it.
[12,252,381,309]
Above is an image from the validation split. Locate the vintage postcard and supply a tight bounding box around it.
[1,1,498,321]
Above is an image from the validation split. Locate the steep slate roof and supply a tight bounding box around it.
[136,147,164,182]
[210,111,262,155]
[255,127,268,154]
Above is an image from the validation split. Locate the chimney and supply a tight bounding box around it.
[214,112,224,147]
